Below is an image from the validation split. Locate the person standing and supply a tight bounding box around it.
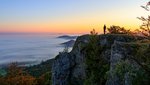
[103,24,106,34]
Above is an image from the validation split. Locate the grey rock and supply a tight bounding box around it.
[52,35,89,85]
[52,34,145,85]
[52,52,75,85]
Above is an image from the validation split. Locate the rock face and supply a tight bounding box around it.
[52,52,76,85]
[52,34,144,85]
[106,41,131,85]
[106,41,150,85]
[52,35,89,85]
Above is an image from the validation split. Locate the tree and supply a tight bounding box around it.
[1,63,37,85]
[90,29,98,35]
[107,25,131,34]
[137,1,150,37]
[63,45,69,53]
[37,72,51,85]
[83,29,109,85]
[130,46,150,76]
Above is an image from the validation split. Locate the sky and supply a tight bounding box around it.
[0,0,149,34]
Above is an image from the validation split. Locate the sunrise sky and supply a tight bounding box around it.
[0,0,149,34]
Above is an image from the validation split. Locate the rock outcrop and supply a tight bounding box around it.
[106,41,132,85]
[52,34,145,85]
[52,52,76,85]
[106,41,150,85]
[52,35,89,85]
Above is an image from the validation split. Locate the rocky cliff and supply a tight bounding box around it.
[52,34,147,85]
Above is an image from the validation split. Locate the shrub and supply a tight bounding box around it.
[107,25,131,34]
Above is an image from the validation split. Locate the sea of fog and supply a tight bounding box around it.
[0,33,75,66]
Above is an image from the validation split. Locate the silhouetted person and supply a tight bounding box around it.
[103,24,106,34]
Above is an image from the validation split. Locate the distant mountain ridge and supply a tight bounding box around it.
[57,35,78,39]
[60,40,75,47]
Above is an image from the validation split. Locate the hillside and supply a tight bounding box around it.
[25,58,54,77]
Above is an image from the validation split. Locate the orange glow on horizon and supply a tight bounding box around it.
[0,22,141,34]
[0,0,147,34]
[0,13,142,34]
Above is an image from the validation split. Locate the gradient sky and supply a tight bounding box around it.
[0,0,149,33]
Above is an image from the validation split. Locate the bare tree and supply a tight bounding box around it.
[63,45,69,53]
[137,1,150,37]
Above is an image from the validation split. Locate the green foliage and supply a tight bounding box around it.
[0,59,53,85]
[107,25,131,34]
[112,60,135,84]
[84,29,109,85]
[112,60,150,85]
[110,44,150,85]
[37,72,52,85]
[131,45,150,75]
[0,69,7,77]
[25,59,53,85]
[0,63,37,85]
[132,68,150,85]
[26,59,53,77]
[130,45,150,85]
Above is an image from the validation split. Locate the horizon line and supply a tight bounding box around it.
[0,32,89,35]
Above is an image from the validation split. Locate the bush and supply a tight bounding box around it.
[111,60,150,85]
[107,25,131,34]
